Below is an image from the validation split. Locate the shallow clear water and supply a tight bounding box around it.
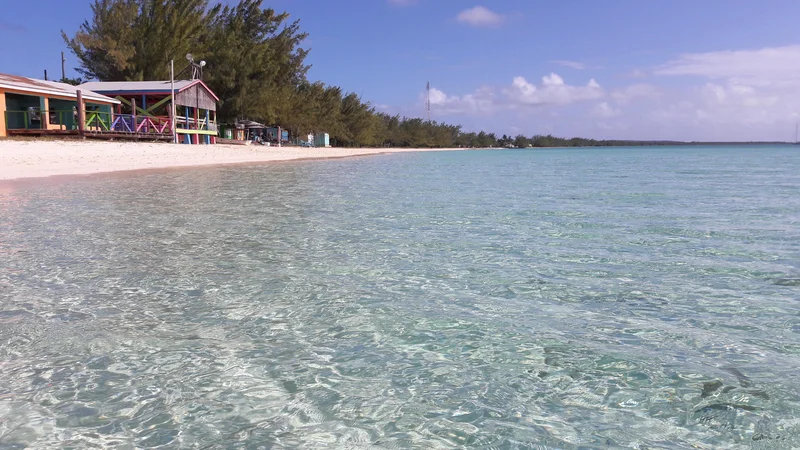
[1,146,800,448]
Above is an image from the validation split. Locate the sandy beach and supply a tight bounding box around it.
[0,139,466,181]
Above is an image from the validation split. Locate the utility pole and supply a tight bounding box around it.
[61,52,66,81]
[426,81,431,123]
[170,60,177,144]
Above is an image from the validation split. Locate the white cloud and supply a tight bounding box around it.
[456,6,505,27]
[552,60,586,70]
[700,82,779,108]
[592,102,621,118]
[425,86,495,115]
[610,84,661,104]
[623,68,648,79]
[649,46,800,134]
[655,45,800,84]
[694,82,784,125]
[428,88,448,105]
[542,73,564,86]
[505,73,604,106]
[423,73,604,116]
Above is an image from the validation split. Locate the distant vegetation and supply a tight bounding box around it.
[61,1,793,148]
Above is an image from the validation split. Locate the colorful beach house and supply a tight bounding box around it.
[0,72,119,138]
[79,80,220,144]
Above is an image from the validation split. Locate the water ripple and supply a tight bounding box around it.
[1,146,800,448]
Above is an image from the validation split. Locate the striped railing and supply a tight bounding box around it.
[87,113,172,135]
[175,116,218,131]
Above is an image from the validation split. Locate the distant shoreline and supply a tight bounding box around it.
[0,140,795,184]
[0,140,466,183]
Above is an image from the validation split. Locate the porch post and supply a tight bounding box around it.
[185,106,190,144]
[167,100,173,138]
[131,97,137,133]
[76,90,85,137]
[193,107,199,144]
[205,109,210,144]
[39,97,48,129]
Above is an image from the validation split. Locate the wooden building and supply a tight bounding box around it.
[79,80,219,144]
[0,72,119,138]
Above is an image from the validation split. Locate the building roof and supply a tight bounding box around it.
[0,73,120,104]
[79,79,220,101]
[236,119,265,129]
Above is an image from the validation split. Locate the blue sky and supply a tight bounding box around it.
[2,0,800,141]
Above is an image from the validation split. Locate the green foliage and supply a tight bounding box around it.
[63,0,218,81]
[202,0,308,123]
[513,134,530,148]
[59,77,83,86]
[528,135,687,148]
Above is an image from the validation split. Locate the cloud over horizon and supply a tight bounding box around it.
[424,73,603,116]
[655,45,800,84]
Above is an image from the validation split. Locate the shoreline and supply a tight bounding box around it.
[0,140,467,183]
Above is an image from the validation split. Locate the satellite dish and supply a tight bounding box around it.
[199,60,206,67]
[186,53,193,62]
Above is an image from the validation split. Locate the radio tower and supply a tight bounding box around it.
[426,81,431,122]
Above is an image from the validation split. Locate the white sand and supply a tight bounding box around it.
[0,140,465,181]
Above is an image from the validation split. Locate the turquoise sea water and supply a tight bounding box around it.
[1,146,800,448]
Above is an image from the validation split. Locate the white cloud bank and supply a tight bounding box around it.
[410,45,800,141]
[592,102,621,118]
[505,74,603,106]
[648,45,800,139]
[609,84,661,104]
[655,45,800,85]
[456,6,505,27]
[426,73,603,115]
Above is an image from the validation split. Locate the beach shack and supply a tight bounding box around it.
[266,127,289,144]
[314,133,330,148]
[0,72,119,138]
[79,80,220,144]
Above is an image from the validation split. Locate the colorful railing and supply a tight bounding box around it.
[85,111,111,131]
[175,116,218,131]
[85,112,172,135]
[4,110,76,131]
[4,110,209,138]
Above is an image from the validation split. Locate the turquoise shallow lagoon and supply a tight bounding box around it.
[1,146,800,448]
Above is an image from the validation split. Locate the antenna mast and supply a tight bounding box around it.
[426,81,431,122]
